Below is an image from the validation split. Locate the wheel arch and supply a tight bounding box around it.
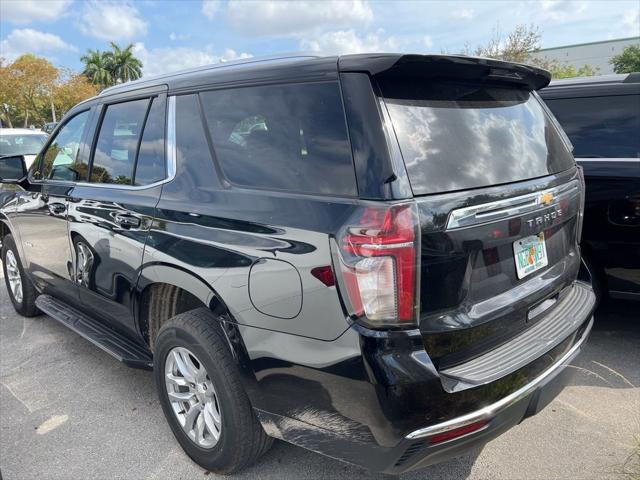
[0,216,9,242]
[1,214,28,272]
[135,262,261,401]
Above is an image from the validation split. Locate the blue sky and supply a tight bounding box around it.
[1,0,639,77]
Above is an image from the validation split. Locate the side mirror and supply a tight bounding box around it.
[0,155,28,184]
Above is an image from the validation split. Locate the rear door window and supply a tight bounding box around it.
[91,99,148,184]
[380,80,575,195]
[543,95,640,158]
[199,82,356,196]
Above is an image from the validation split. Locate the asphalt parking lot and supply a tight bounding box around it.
[1,266,639,480]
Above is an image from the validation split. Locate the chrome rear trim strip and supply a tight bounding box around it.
[446,180,579,230]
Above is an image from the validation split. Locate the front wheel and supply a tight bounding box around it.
[2,234,39,317]
[154,309,272,474]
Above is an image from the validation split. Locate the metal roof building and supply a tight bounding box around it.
[531,37,640,75]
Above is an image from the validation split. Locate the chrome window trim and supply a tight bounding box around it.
[446,180,580,230]
[576,158,640,162]
[66,95,177,191]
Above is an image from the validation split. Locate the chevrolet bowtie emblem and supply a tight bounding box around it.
[539,191,554,205]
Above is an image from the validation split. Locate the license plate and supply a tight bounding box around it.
[513,233,548,279]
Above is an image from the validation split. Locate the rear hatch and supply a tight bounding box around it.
[376,59,584,387]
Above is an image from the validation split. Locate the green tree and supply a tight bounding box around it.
[2,54,57,127]
[106,43,143,84]
[80,49,113,89]
[550,63,600,79]
[1,54,98,127]
[465,24,599,79]
[610,44,640,74]
[53,69,98,118]
[470,24,541,64]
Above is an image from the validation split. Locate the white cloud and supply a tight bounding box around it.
[540,0,587,23]
[0,0,72,24]
[300,29,416,55]
[79,2,147,41]
[451,9,474,20]
[1,28,77,61]
[133,43,252,77]
[622,8,640,36]
[227,0,374,36]
[202,0,221,20]
[169,32,190,41]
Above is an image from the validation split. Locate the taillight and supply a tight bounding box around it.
[334,202,420,329]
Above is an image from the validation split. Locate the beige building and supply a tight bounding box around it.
[531,37,640,74]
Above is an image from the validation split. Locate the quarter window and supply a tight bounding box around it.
[200,82,356,196]
[42,110,90,181]
[134,97,166,185]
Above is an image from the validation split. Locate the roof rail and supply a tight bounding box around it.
[100,53,323,95]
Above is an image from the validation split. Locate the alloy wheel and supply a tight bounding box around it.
[5,250,23,304]
[165,347,222,448]
[75,242,94,287]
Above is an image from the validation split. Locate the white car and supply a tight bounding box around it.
[0,128,48,168]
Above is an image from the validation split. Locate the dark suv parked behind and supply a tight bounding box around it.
[0,54,595,474]
[540,73,640,302]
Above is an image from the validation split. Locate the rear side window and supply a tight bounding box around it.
[91,99,148,184]
[543,95,640,158]
[200,82,356,196]
[381,80,575,195]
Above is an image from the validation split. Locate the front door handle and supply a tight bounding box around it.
[114,214,141,229]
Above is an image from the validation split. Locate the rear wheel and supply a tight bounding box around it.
[154,309,272,473]
[2,234,39,317]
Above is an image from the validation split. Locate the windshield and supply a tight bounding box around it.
[381,81,575,195]
[0,133,48,156]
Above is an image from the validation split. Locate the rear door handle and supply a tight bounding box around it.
[114,214,141,228]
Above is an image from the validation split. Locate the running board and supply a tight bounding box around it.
[35,294,153,370]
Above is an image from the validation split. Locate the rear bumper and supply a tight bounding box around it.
[255,314,593,474]
[396,315,593,473]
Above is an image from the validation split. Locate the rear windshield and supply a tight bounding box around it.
[0,133,47,156]
[543,94,640,158]
[380,81,575,195]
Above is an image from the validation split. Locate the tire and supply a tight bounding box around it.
[154,308,272,474]
[1,234,39,317]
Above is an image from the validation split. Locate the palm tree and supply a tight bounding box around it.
[80,49,113,90]
[107,43,143,84]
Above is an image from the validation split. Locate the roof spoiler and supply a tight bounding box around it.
[338,54,552,91]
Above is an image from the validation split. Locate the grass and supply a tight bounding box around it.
[616,436,640,480]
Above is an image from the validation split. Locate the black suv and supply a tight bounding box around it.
[540,73,640,302]
[0,54,595,474]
